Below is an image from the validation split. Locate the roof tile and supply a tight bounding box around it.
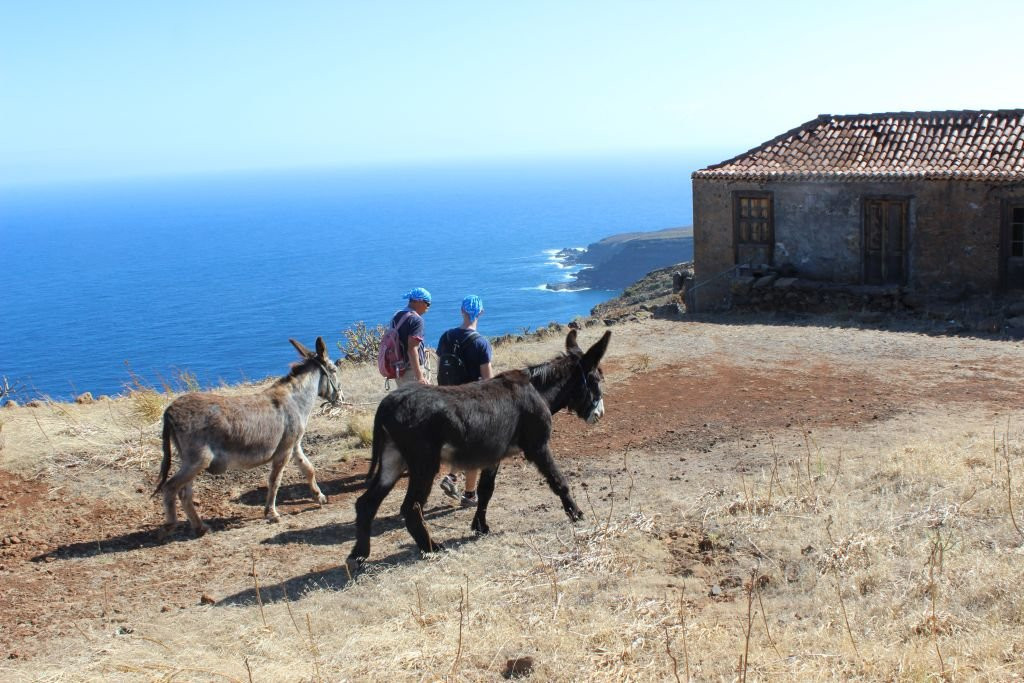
[694,110,1024,181]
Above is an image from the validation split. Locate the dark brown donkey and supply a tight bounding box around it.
[347,329,610,570]
[154,337,342,539]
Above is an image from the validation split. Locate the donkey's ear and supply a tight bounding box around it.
[582,330,611,369]
[290,338,313,358]
[315,336,328,359]
[565,329,581,355]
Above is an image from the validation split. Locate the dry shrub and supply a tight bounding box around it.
[129,388,166,426]
[630,353,652,373]
[345,413,374,447]
[173,368,201,393]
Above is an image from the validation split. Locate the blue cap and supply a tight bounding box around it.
[404,287,432,303]
[461,294,483,321]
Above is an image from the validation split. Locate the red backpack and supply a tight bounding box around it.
[378,311,412,379]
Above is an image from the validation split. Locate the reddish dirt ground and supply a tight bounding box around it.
[2,342,1021,660]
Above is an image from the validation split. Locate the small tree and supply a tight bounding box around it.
[337,321,387,365]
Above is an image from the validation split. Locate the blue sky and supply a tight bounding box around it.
[2,0,1021,185]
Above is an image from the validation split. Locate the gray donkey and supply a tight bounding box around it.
[153,337,342,539]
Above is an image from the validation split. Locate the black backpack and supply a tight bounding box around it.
[436,330,480,386]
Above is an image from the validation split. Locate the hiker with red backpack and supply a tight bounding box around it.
[436,294,494,507]
[381,287,432,387]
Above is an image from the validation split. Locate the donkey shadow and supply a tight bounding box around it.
[220,529,487,607]
[32,515,246,562]
[233,472,367,508]
[261,504,459,547]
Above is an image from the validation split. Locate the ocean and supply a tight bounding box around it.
[0,153,705,401]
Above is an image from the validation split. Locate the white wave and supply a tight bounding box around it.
[524,284,591,292]
[543,247,587,267]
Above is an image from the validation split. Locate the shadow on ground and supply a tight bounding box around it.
[219,530,486,606]
[234,473,367,507]
[31,515,246,562]
[262,505,459,547]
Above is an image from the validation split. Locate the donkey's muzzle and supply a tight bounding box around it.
[585,398,605,425]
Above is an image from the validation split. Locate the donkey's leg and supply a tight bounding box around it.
[401,463,444,554]
[470,465,500,534]
[293,440,327,505]
[178,482,209,537]
[160,484,180,540]
[347,441,407,568]
[264,443,294,522]
[525,443,584,522]
[159,449,210,540]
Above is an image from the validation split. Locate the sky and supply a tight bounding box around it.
[1,0,1022,186]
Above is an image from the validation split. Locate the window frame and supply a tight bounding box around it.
[1000,200,1024,289]
[732,191,775,266]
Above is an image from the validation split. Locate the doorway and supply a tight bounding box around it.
[863,198,907,285]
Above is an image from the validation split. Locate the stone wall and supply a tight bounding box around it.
[729,272,1024,334]
[691,176,1024,312]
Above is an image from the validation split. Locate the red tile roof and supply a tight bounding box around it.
[693,110,1024,182]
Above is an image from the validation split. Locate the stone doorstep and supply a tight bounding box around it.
[774,277,798,289]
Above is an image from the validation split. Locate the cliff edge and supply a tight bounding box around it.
[547,226,693,291]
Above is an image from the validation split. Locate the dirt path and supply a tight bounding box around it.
[2,317,1023,661]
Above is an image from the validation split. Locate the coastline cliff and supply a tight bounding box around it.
[547,226,693,291]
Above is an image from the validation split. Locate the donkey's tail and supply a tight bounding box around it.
[365,417,388,484]
[153,414,174,496]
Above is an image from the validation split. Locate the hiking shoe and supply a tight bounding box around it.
[460,492,478,508]
[439,474,460,501]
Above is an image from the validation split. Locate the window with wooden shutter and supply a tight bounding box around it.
[733,192,774,266]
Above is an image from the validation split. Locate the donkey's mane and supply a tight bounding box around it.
[526,352,574,383]
[275,357,320,386]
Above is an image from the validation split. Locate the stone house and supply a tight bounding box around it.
[689,110,1024,312]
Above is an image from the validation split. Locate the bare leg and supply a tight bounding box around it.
[464,468,480,493]
[524,444,583,522]
[471,466,498,534]
[293,440,327,505]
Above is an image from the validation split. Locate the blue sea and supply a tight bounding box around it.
[0,153,705,401]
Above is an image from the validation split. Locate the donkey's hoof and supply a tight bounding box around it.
[565,505,584,522]
[425,540,446,554]
[157,524,176,542]
[194,524,210,538]
[316,493,328,505]
[345,556,365,574]
[471,517,490,535]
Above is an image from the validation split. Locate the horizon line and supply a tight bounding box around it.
[0,145,730,191]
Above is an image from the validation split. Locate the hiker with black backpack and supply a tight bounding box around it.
[436,294,493,507]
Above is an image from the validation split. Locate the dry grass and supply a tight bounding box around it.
[344,413,374,448]
[5,321,1024,681]
[127,388,166,427]
[8,414,1024,681]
